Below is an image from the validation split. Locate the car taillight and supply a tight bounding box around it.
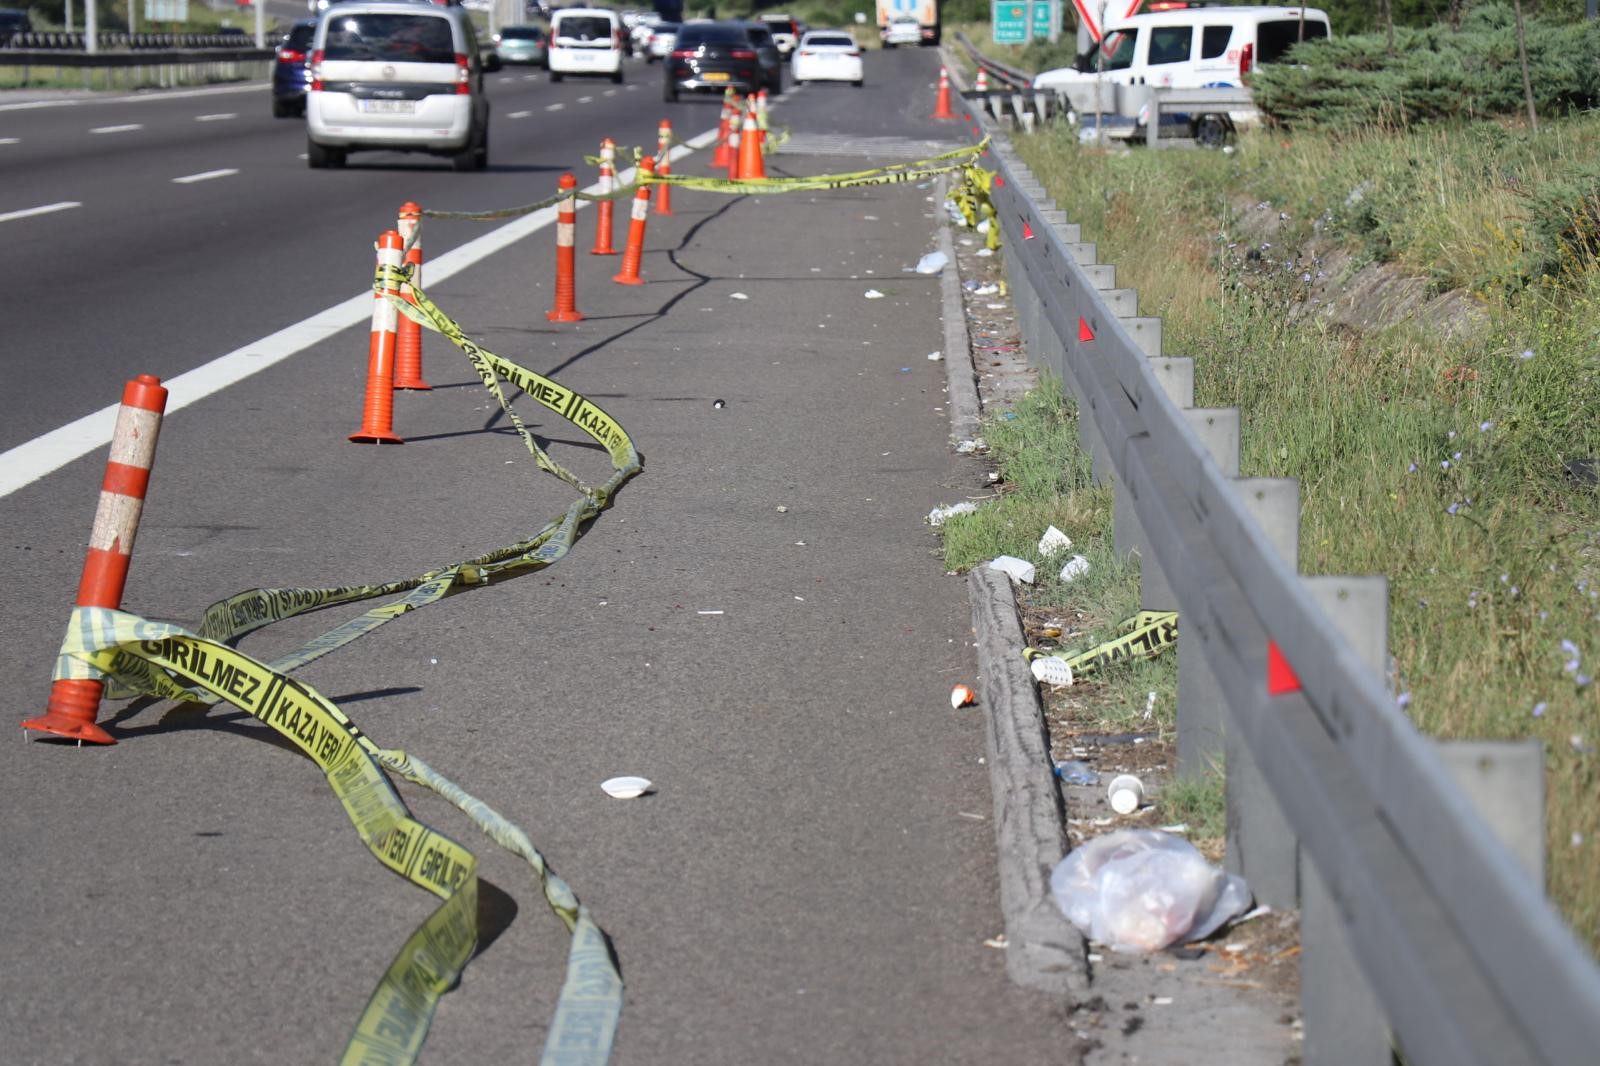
[797,49,811,57]
[614,29,624,47]
[670,48,694,59]
[730,48,755,60]
[309,47,324,90]
[1239,41,1253,81]
[455,52,470,94]
[277,46,306,63]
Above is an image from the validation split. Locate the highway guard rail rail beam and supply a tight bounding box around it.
[967,86,1600,1066]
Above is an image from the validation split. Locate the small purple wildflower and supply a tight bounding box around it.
[1519,349,1535,360]
[1480,420,1494,432]
[1534,702,1548,717]
[1396,692,1412,709]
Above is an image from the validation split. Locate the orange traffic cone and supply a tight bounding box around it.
[350,230,406,444]
[613,157,656,286]
[712,90,735,169]
[655,119,674,215]
[21,373,168,745]
[737,97,765,179]
[591,137,619,256]
[975,68,989,93]
[932,66,955,119]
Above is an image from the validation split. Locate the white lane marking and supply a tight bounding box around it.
[0,130,718,499]
[194,112,237,122]
[577,95,593,103]
[522,73,538,80]
[0,201,82,224]
[0,137,18,144]
[172,168,239,184]
[545,102,565,111]
[508,109,533,118]
[602,89,617,97]
[90,123,143,134]
[0,82,266,112]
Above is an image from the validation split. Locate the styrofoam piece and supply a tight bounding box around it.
[1038,525,1073,556]
[989,555,1037,584]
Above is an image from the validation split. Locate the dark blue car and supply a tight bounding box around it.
[272,19,318,118]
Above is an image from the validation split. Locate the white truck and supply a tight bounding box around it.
[1033,5,1330,144]
[876,0,938,47]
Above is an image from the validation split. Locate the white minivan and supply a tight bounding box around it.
[1033,6,1330,144]
[547,7,625,83]
[306,0,490,169]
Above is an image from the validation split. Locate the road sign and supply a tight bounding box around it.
[992,0,1027,43]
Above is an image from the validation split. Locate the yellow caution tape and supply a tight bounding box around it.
[63,607,621,1066]
[1024,611,1178,679]
[48,276,641,1064]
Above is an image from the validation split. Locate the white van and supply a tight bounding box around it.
[1033,6,1330,143]
[306,0,490,170]
[547,7,624,83]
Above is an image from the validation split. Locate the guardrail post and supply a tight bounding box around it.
[1297,575,1395,1066]
[1223,478,1301,906]
[1436,739,1546,886]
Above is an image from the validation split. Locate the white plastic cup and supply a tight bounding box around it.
[1107,774,1145,814]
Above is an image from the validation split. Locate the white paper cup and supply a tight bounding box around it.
[1107,774,1144,814]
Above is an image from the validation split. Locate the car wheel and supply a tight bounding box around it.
[307,138,343,169]
[550,70,563,82]
[769,71,781,93]
[272,98,292,119]
[852,79,863,88]
[663,80,677,102]
[611,68,623,84]
[453,126,486,172]
[1193,114,1230,148]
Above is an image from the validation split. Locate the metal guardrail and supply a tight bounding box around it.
[1,32,263,50]
[0,47,272,66]
[968,92,1600,1066]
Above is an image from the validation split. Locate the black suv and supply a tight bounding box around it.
[663,21,761,101]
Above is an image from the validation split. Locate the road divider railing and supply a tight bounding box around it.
[967,93,1600,1066]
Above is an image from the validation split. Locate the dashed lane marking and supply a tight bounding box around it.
[172,168,239,184]
[508,110,533,118]
[545,102,565,111]
[90,123,143,134]
[0,200,81,224]
[194,113,237,122]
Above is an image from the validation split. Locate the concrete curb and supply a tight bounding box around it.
[968,567,1090,997]
[937,216,983,445]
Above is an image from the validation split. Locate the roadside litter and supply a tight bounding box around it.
[914,250,948,274]
[601,776,654,799]
[1054,760,1100,785]
[988,555,1037,584]
[928,501,978,526]
[1030,655,1074,687]
[1050,829,1253,954]
[951,683,977,708]
[1024,611,1177,682]
[1059,554,1090,581]
[1038,526,1072,556]
[1107,773,1145,814]
[864,289,886,299]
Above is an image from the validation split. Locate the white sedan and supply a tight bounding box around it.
[791,30,863,87]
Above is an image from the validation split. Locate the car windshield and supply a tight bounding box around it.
[555,16,612,40]
[806,34,853,48]
[285,23,315,48]
[677,24,748,47]
[324,14,455,62]
[500,26,543,39]
[745,26,772,44]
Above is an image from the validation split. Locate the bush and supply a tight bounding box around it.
[1252,3,1600,129]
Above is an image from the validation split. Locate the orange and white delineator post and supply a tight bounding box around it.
[590,138,619,256]
[726,104,743,180]
[655,119,674,215]
[393,202,432,391]
[755,88,769,148]
[974,68,989,93]
[712,90,735,169]
[612,156,655,286]
[350,230,406,444]
[932,66,955,119]
[22,374,168,745]
[737,97,765,179]
[547,173,584,321]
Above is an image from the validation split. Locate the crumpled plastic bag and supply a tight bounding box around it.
[1050,829,1252,954]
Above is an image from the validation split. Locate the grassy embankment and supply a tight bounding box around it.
[937,73,1600,948]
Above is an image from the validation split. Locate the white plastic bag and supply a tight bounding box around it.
[1050,829,1252,954]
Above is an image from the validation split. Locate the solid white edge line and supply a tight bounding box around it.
[172,168,240,184]
[0,127,719,500]
[0,200,82,224]
[0,83,267,112]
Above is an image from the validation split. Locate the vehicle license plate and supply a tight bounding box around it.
[704,71,729,82]
[360,99,416,114]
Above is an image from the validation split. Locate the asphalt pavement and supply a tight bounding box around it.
[1,49,1083,1065]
